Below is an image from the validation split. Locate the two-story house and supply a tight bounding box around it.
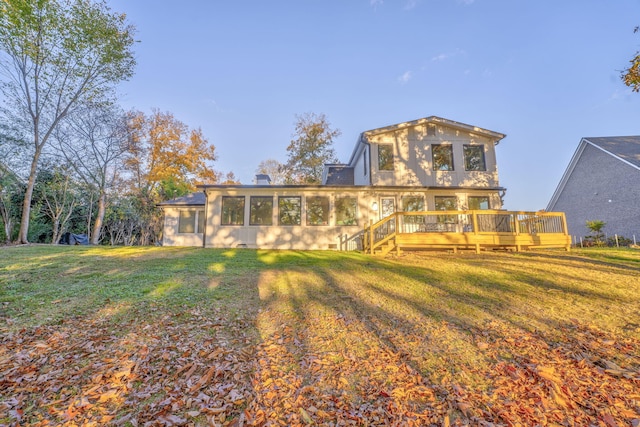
[160,116,513,249]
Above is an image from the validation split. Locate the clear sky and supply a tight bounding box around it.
[108,0,640,210]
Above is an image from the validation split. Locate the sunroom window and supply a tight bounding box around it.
[221,196,245,225]
[278,196,301,225]
[306,196,330,226]
[335,197,358,226]
[178,209,205,233]
[250,196,273,225]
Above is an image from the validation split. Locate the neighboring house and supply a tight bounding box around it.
[547,136,640,239]
[160,116,510,249]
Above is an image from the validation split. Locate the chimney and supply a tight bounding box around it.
[255,174,271,185]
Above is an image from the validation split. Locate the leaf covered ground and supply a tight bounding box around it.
[1,246,639,426]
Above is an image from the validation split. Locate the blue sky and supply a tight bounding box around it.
[108,0,640,210]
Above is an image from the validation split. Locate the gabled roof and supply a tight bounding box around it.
[547,136,640,210]
[362,115,506,141]
[157,192,205,206]
[583,136,640,170]
[348,115,506,166]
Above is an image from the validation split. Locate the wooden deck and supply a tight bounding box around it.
[361,210,571,255]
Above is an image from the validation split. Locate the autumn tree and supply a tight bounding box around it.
[622,27,640,91]
[0,0,136,243]
[219,171,241,185]
[285,113,340,184]
[123,110,218,244]
[256,158,286,185]
[53,102,129,244]
[125,110,218,197]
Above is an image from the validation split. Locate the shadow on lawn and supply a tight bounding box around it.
[2,246,640,425]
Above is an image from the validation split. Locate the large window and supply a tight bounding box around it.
[378,144,394,171]
[402,196,424,212]
[278,196,301,225]
[435,196,457,223]
[221,196,245,225]
[435,196,457,211]
[432,145,454,171]
[402,196,424,224]
[335,197,358,226]
[464,145,486,171]
[468,196,490,210]
[250,196,273,225]
[306,196,330,226]
[178,209,205,233]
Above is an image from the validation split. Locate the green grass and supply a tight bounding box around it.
[1,245,639,426]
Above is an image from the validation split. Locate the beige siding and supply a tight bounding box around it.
[161,207,204,247]
[368,124,499,188]
[203,187,502,249]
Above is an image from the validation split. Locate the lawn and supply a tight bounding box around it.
[1,245,639,426]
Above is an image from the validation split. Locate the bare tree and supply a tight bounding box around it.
[37,166,78,244]
[54,103,129,244]
[0,0,136,243]
[256,158,287,185]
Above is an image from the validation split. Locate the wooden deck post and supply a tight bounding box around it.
[369,219,374,255]
[471,211,480,254]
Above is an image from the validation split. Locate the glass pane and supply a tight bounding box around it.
[178,210,196,233]
[335,197,358,225]
[278,196,301,225]
[197,209,205,233]
[250,196,273,225]
[221,197,245,225]
[464,145,486,171]
[468,196,490,210]
[378,144,394,171]
[381,198,395,219]
[435,196,457,224]
[402,196,424,224]
[402,196,424,211]
[432,145,454,171]
[306,196,329,226]
[435,196,457,210]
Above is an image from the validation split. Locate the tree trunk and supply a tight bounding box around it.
[17,150,41,244]
[91,191,106,245]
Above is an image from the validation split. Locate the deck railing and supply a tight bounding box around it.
[362,210,570,254]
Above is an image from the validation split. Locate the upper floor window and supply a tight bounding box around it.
[250,196,273,225]
[464,145,486,171]
[179,209,205,233]
[427,124,436,136]
[278,196,301,225]
[306,196,330,226]
[221,197,245,225]
[378,144,394,171]
[432,145,454,171]
[335,197,358,225]
[468,196,490,210]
